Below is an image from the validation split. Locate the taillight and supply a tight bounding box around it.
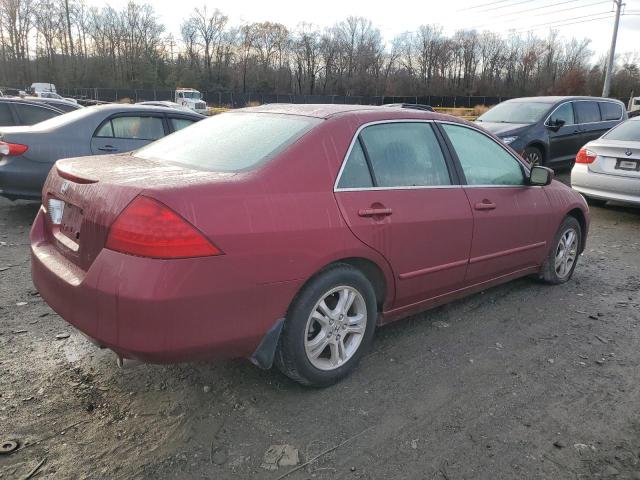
[0,141,28,156]
[576,148,597,164]
[105,196,221,259]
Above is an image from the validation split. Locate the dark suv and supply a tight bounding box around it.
[476,96,627,167]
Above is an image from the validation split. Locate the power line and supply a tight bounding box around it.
[514,13,616,32]
[478,0,538,13]
[468,0,609,29]
[462,0,514,11]
[493,0,607,20]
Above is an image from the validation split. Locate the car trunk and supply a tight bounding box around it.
[41,154,229,271]
[589,140,640,179]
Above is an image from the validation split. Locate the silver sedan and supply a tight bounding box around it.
[571,117,640,206]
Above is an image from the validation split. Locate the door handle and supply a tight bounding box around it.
[98,145,118,152]
[358,208,393,217]
[474,201,496,211]
[573,129,580,134]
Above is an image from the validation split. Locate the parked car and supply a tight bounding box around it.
[22,96,83,113]
[571,117,640,206]
[0,97,66,127]
[137,100,192,112]
[0,104,204,200]
[30,104,589,386]
[476,96,627,167]
[33,91,79,104]
[382,103,435,112]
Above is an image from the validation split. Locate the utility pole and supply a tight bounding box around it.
[602,0,623,97]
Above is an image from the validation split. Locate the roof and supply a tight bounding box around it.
[503,96,624,104]
[237,103,402,119]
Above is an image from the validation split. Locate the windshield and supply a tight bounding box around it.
[135,112,321,172]
[603,119,640,141]
[477,102,553,124]
[182,92,201,100]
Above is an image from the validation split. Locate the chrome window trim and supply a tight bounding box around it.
[333,119,531,192]
[333,119,455,192]
[545,99,624,127]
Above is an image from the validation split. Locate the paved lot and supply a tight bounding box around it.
[1,175,640,479]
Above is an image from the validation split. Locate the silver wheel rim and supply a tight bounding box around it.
[554,227,578,279]
[526,150,541,166]
[304,286,367,371]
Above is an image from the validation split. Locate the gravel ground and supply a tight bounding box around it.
[1,174,640,480]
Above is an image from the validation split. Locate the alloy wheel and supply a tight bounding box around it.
[526,150,541,166]
[554,227,578,279]
[304,286,367,371]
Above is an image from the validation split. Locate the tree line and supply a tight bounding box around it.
[1,0,638,101]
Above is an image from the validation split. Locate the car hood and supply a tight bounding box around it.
[475,122,530,136]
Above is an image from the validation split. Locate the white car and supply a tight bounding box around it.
[571,117,640,206]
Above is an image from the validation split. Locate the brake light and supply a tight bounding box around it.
[576,148,597,164]
[105,196,221,259]
[0,141,28,156]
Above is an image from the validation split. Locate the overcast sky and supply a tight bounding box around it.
[93,0,640,60]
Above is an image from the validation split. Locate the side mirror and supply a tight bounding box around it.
[546,118,565,131]
[529,166,554,186]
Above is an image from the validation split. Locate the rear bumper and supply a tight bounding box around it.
[30,208,299,363]
[571,164,640,205]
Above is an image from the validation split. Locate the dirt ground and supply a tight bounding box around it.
[1,174,640,480]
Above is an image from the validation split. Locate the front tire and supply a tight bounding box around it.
[540,216,582,284]
[275,264,377,387]
[524,146,544,166]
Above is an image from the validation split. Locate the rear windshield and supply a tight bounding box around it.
[603,119,640,141]
[30,105,95,129]
[135,112,321,171]
[477,102,553,124]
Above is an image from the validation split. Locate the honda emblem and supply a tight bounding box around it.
[60,181,70,194]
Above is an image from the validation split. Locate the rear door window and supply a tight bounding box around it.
[599,102,623,121]
[358,122,451,187]
[13,103,59,125]
[95,116,165,140]
[574,101,602,124]
[337,140,373,189]
[0,103,14,126]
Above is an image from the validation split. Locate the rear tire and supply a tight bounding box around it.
[540,216,582,285]
[275,264,377,387]
[524,146,544,166]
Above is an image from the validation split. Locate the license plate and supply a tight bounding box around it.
[616,159,640,171]
[48,198,65,224]
[60,203,83,242]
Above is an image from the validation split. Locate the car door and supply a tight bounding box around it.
[439,122,552,285]
[574,100,606,148]
[545,101,581,163]
[333,121,474,308]
[91,114,166,155]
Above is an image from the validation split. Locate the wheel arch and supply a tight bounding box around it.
[566,207,587,253]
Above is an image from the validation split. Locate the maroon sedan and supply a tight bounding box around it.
[31,105,589,386]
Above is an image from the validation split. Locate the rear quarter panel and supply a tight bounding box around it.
[142,115,398,323]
